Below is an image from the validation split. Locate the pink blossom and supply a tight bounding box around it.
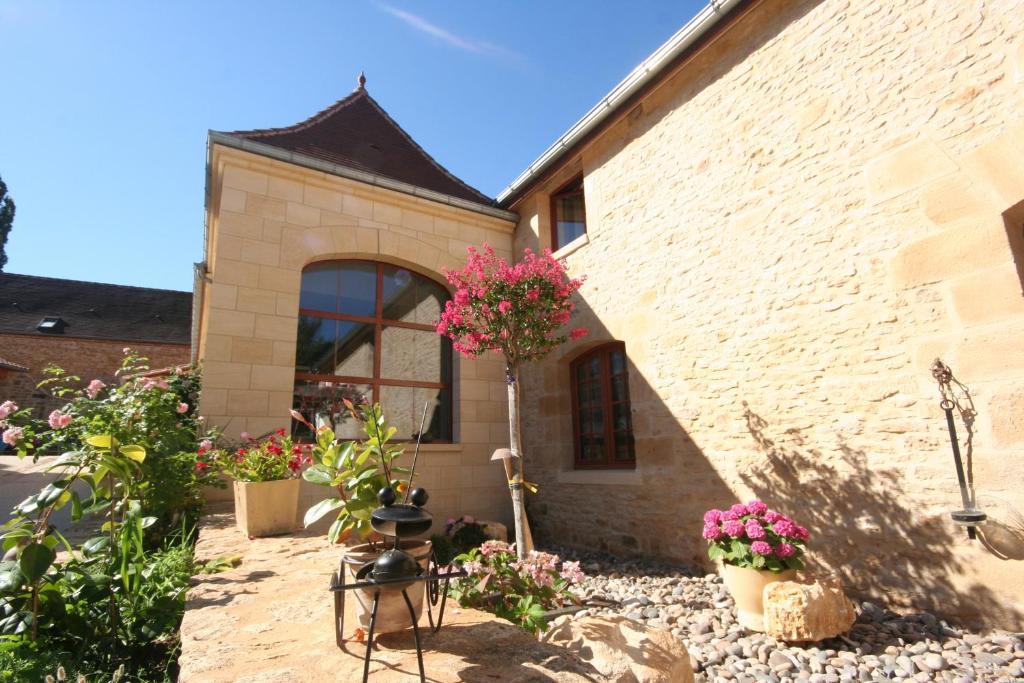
[702,523,723,540]
[0,400,17,420]
[48,410,72,429]
[559,560,585,584]
[772,519,798,538]
[240,431,252,441]
[177,402,189,414]
[729,503,749,517]
[792,525,809,541]
[2,426,24,446]
[746,499,768,516]
[463,560,484,576]
[703,509,723,524]
[722,520,745,537]
[480,540,511,557]
[720,509,739,522]
[744,520,767,540]
[570,327,589,341]
[463,515,475,524]
[751,541,773,556]
[525,288,540,302]
[454,289,471,306]
[85,379,106,399]
[199,439,213,451]
[775,542,796,558]
[497,300,512,314]
[763,510,782,523]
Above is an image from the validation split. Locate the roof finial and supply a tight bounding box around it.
[356,70,366,90]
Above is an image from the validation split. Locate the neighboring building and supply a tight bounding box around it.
[195,0,1024,628]
[0,273,191,416]
[195,77,518,529]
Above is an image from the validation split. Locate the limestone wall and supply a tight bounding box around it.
[198,146,516,533]
[512,0,1024,628]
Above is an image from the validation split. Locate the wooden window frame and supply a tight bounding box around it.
[569,342,635,470]
[550,174,586,252]
[294,259,453,442]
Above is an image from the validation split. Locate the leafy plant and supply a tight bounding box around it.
[448,541,584,634]
[702,500,809,571]
[299,402,411,545]
[437,245,587,559]
[211,428,307,482]
[431,515,491,565]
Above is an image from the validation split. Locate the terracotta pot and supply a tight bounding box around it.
[720,563,796,631]
[341,539,432,635]
[233,479,300,538]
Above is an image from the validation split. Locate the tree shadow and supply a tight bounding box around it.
[738,402,1022,629]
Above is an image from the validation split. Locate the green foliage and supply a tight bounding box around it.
[300,402,411,545]
[213,429,303,483]
[447,542,584,634]
[0,174,14,272]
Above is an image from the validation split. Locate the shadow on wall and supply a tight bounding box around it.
[738,403,1022,629]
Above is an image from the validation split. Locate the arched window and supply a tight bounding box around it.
[292,260,453,442]
[570,342,635,469]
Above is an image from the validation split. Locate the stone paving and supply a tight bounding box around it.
[554,546,1024,683]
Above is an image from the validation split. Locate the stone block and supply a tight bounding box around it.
[950,264,1024,325]
[250,364,294,392]
[302,184,343,212]
[272,340,296,366]
[230,338,273,365]
[235,286,278,315]
[213,258,261,288]
[961,124,1024,208]
[990,385,1024,446]
[921,173,997,227]
[241,239,280,267]
[257,266,300,294]
[219,211,263,240]
[208,283,237,310]
[866,139,958,204]
[202,334,233,362]
[223,165,268,194]
[219,187,246,214]
[267,175,303,202]
[286,202,320,227]
[206,308,255,338]
[763,577,857,642]
[203,361,252,391]
[372,201,402,225]
[544,615,695,683]
[246,195,287,220]
[226,389,269,417]
[890,219,1013,288]
[402,209,434,232]
[954,321,1024,380]
[342,193,373,219]
[275,292,299,318]
[254,314,298,342]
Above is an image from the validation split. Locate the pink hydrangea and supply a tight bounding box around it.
[775,542,796,558]
[729,503,749,517]
[744,520,767,540]
[703,509,723,524]
[2,426,24,446]
[177,402,189,414]
[559,560,585,584]
[48,410,72,429]
[763,510,782,523]
[772,519,798,538]
[702,523,724,540]
[0,400,19,420]
[792,525,809,541]
[720,509,739,521]
[480,540,512,557]
[85,379,106,399]
[746,499,768,516]
[723,520,745,537]
[750,541,773,556]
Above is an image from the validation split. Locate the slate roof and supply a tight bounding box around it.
[217,84,491,206]
[0,273,192,345]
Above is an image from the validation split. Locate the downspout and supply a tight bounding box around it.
[495,0,746,207]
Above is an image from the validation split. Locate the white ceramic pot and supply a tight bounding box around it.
[720,563,796,631]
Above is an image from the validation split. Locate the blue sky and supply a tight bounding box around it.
[0,1,705,291]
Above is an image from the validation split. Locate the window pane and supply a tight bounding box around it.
[295,316,336,375]
[555,192,586,247]
[612,376,628,403]
[333,321,375,377]
[382,266,447,325]
[292,380,372,441]
[613,403,631,431]
[379,385,452,442]
[615,433,635,461]
[380,326,450,383]
[610,350,625,375]
[299,264,337,312]
[338,262,378,317]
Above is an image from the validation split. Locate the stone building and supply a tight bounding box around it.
[195,0,1024,627]
[0,273,191,418]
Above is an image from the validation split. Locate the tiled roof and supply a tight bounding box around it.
[0,273,192,345]
[0,356,28,372]
[217,85,492,206]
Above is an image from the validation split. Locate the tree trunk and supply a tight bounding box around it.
[506,362,534,560]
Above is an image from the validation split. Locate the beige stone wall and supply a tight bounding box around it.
[198,145,516,533]
[512,0,1024,628]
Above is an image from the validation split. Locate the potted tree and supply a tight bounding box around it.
[219,429,306,537]
[298,402,431,634]
[702,500,809,631]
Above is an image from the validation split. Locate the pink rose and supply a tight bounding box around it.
[0,400,18,420]
[722,520,745,537]
[751,541,773,556]
[2,426,24,446]
[48,410,72,429]
[775,542,796,557]
[85,379,106,399]
[177,402,189,414]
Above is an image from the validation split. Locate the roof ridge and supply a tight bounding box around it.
[0,272,190,296]
[359,92,491,205]
[221,89,366,140]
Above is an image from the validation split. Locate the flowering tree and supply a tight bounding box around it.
[437,245,586,560]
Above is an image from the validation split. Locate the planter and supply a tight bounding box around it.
[720,563,796,631]
[233,479,300,538]
[341,539,432,635]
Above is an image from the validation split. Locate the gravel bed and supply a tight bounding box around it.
[546,546,1024,682]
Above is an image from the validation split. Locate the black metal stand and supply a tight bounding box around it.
[331,550,466,683]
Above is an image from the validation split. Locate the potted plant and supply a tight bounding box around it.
[217,429,307,538]
[298,401,431,634]
[702,500,809,631]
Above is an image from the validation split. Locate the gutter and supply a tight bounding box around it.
[207,132,519,223]
[495,0,745,207]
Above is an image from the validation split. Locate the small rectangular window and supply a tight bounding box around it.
[551,176,586,251]
[570,342,635,469]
